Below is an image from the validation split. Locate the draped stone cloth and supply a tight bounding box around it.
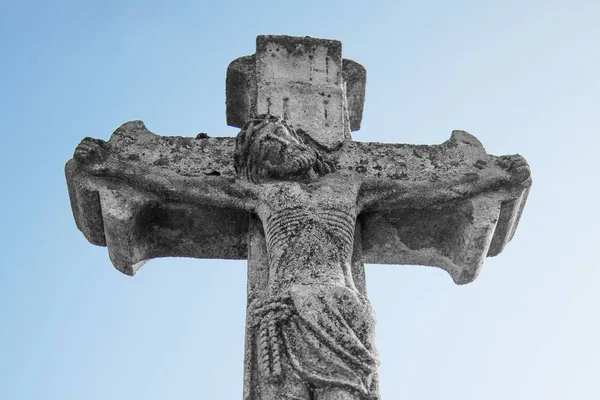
[254,283,379,399]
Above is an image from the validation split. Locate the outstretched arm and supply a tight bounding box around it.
[74,137,259,212]
[358,154,531,212]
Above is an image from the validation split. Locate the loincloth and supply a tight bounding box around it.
[250,285,379,397]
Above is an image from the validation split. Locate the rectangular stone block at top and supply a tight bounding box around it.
[256,35,342,85]
[226,36,366,136]
[255,35,350,149]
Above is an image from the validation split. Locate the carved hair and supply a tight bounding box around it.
[234,114,333,182]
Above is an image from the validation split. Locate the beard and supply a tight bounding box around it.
[255,141,318,181]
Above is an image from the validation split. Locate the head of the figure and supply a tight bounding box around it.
[234,114,333,183]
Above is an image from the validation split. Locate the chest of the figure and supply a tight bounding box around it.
[261,205,357,263]
[257,178,360,210]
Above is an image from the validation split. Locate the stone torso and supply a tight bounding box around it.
[255,173,362,294]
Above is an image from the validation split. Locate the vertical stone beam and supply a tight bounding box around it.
[243,216,269,400]
[350,219,380,395]
[352,219,367,295]
[236,35,370,398]
[255,35,351,150]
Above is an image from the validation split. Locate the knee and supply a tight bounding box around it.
[260,379,311,400]
[316,387,361,400]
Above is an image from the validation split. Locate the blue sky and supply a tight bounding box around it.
[1,0,598,399]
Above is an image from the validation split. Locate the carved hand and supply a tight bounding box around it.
[497,154,531,183]
[247,294,294,328]
[73,137,109,175]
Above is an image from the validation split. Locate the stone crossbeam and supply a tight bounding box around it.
[66,120,528,283]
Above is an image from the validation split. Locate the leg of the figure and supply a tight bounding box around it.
[260,377,311,400]
[314,387,361,400]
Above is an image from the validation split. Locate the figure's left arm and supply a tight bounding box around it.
[358,153,531,213]
[348,132,531,284]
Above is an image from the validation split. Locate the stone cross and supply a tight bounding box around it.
[66,35,531,400]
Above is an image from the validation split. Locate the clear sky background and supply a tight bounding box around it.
[1,0,598,399]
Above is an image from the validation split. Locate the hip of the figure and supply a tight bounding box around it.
[248,283,379,399]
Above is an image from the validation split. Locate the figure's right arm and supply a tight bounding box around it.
[73,137,258,212]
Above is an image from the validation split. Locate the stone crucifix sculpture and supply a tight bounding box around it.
[66,36,531,400]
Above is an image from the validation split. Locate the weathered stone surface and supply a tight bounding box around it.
[65,121,248,275]
[227,35,367,149]
[67,120,528,283]
[66,35,532,400]
[256,35,350,150]
[226,55,257,130]
[342,59,367,132]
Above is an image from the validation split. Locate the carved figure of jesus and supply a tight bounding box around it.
[74,115,529,400]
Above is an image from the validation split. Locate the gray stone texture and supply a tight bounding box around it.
[66,35,531,400]
[66,121,528,282]
[227,35,366,149]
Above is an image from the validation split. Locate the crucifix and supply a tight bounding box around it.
[66,35,531,400]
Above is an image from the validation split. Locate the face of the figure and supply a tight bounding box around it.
[246,120,318,182]
[234,115,334,183]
